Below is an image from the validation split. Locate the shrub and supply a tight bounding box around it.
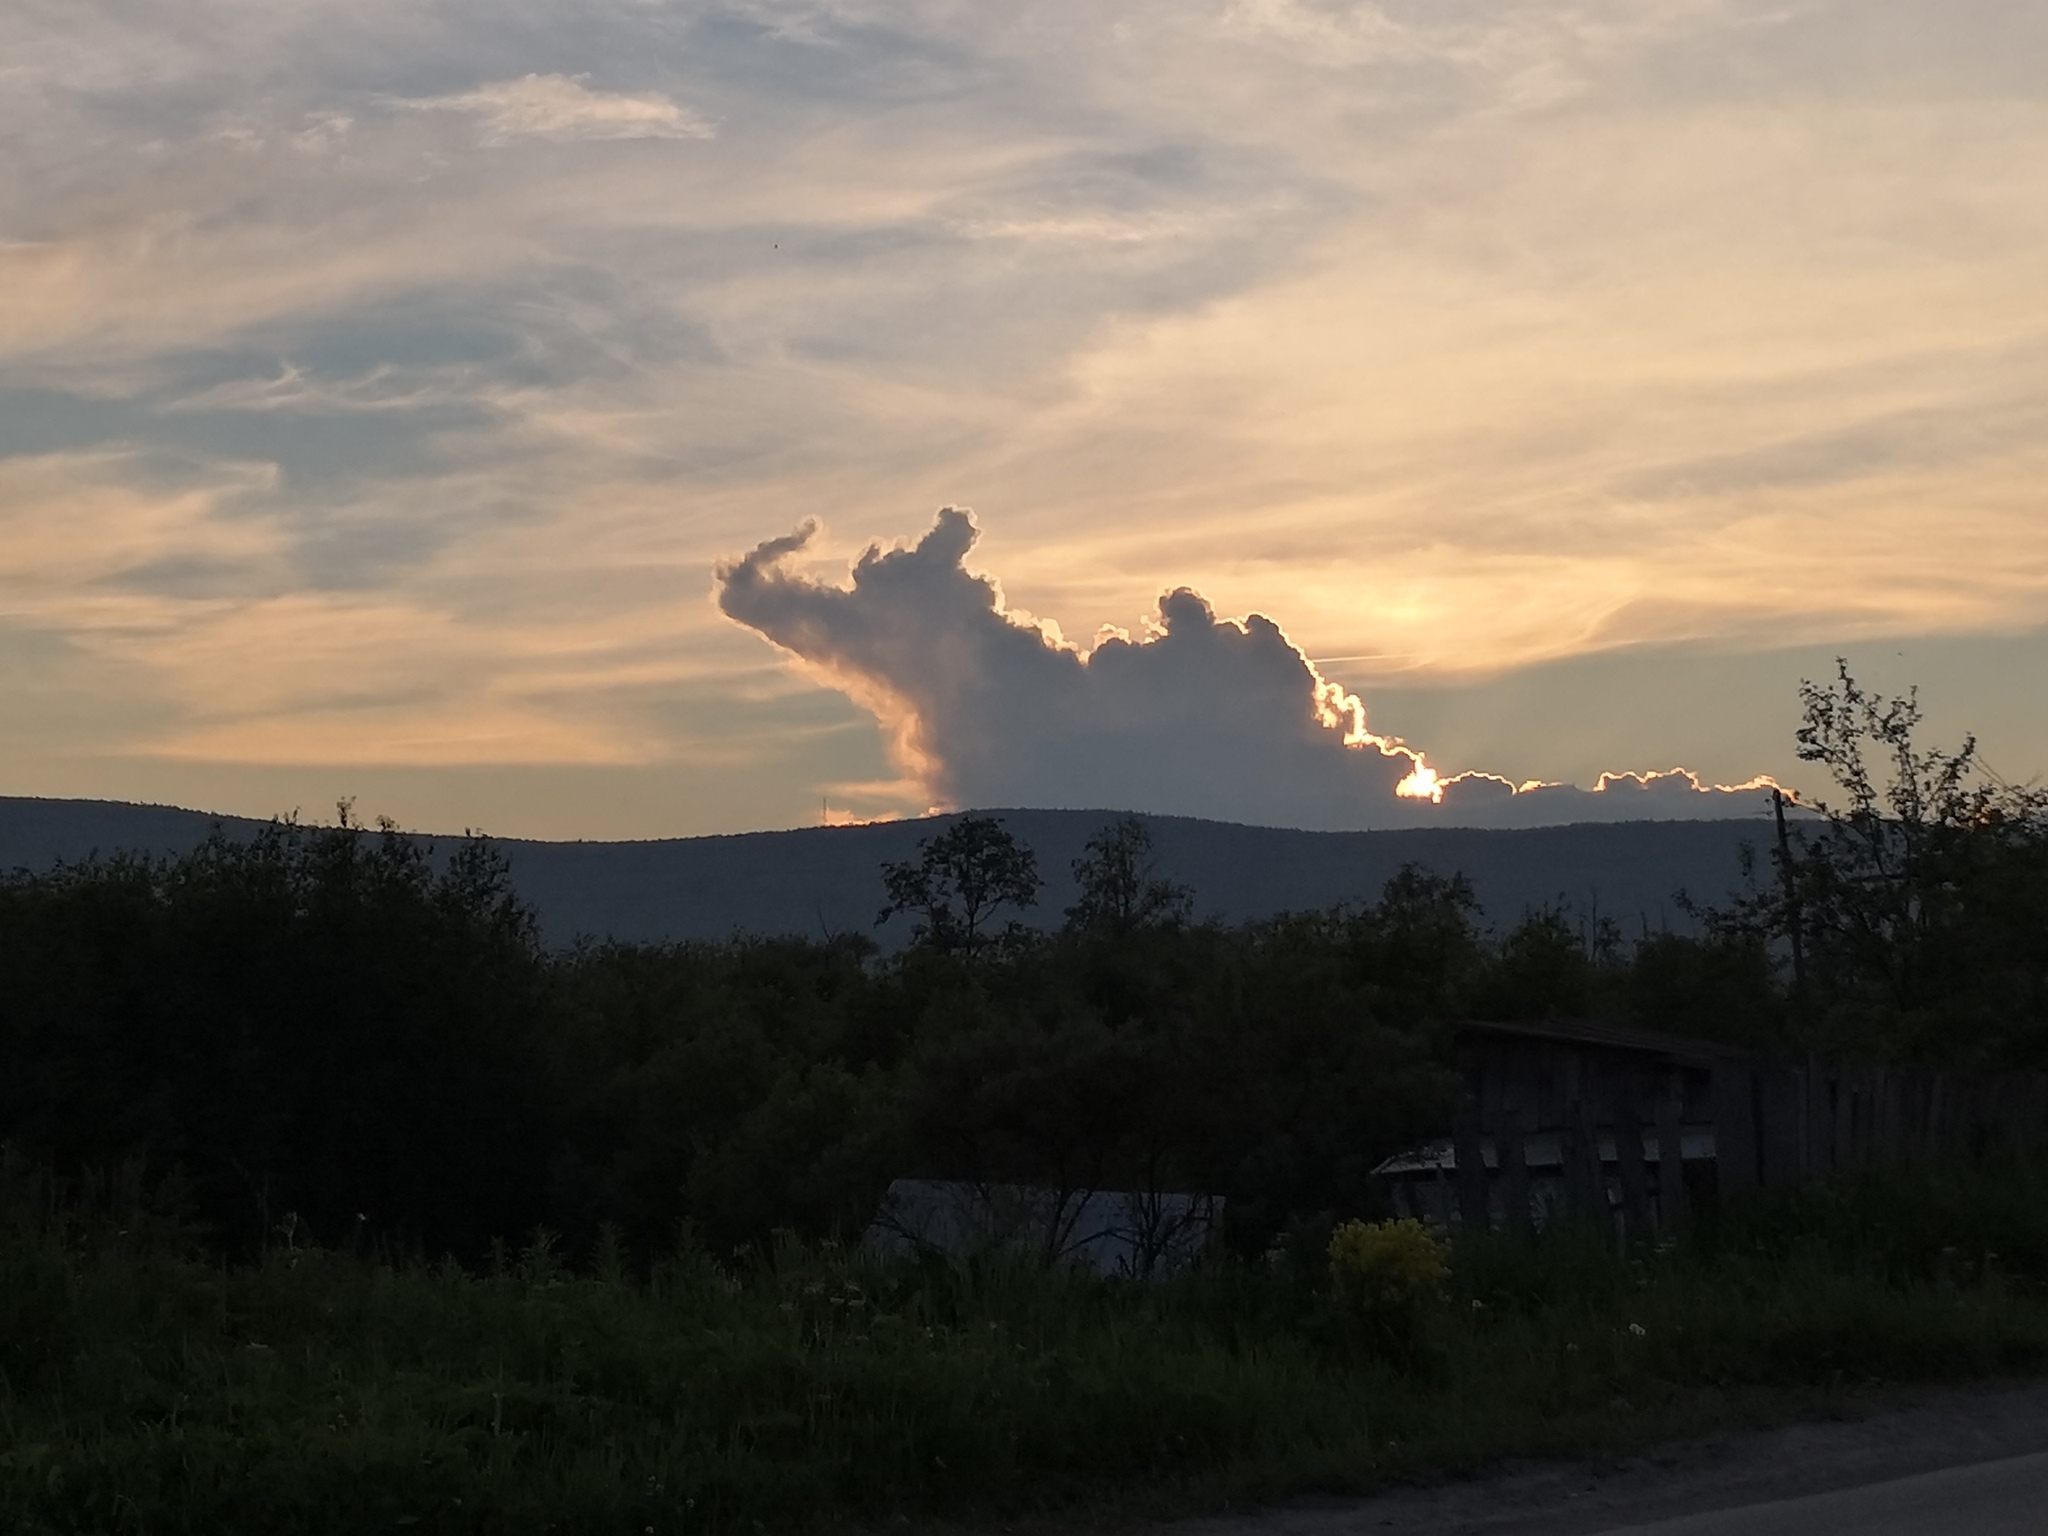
[1327,1217,1450,1349]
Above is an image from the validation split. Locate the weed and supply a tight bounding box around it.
[4,1160,2048,1534]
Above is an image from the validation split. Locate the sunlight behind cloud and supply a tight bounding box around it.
[715,508,1787,829]
[0,0,2041,834]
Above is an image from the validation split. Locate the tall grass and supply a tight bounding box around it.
[6,1158,2048,1535]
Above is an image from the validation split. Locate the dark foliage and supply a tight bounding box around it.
[8,673,2048,1532]
[7,1150,2048,1536]
[0,812,553,1256]
[6,659,2046,1265]
[0,812,1531,1261]
[1063,815,1192,935]
[877,814,1042,951]
[1711,661,2048,1064]
[0,800,1809,1265]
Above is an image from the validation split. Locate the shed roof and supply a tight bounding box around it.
[1451,1017,1751,1065]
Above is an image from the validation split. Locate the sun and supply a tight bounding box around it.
[1395,763,1444,802]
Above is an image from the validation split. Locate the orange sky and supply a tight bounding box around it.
[1,0,2044,835]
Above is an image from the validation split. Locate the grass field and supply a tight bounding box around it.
[6,1160,2048,1535]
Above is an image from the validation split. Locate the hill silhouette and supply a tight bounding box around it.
[0,797,1770,947]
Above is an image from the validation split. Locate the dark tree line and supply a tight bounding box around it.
[1,668,2042,1262]
[0,813,554,1256]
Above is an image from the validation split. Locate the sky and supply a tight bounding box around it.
[3,0,2045,838]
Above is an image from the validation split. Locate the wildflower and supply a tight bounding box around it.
[1328,1218,1451,1350]
[1327,1218,1450,1312]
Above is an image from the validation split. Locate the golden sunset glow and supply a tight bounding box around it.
[0,1,2042,835]
[1395,765,1444,803]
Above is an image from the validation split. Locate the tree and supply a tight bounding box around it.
[877,816,1041,952]
[1472,905,1606,1021]
[1064,816,1192,935]
[1721,661,2048,1063]
[0,811,555,1256]
[901,1008,1148,1262]
[1347,865,1485,1026]
[1793,658,2002,833]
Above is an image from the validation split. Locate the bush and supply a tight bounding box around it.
[1328,1217,1450,1350]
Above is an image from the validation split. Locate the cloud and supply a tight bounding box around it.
[402,74,715,145]
[718,510,1781,829]
[1,0,2045,839]
[0,449,284,607]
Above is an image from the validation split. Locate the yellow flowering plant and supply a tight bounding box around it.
[1327,1218,1451,1346]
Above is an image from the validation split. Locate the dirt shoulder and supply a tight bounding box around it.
[1147,1380,2048,1536]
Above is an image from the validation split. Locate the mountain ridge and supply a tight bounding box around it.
[0,796,1774,949]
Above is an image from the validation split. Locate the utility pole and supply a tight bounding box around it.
[1773,788,1808,1004]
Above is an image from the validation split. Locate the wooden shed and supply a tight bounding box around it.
[1375,1017,2048,1233]
[1375,1018,1738,1235]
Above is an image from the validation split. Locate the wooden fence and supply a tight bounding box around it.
[1713,1056,2048,1195]
[1378,1020,2048,1232]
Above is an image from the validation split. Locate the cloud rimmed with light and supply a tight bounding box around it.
[2,0,2044,835]
[719,510,1781,830]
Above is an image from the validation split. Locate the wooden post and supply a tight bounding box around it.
[1760,1063,1804,1190]
[1656,1074,1687,1231]
[1454,1055,1490,1232]
[1499,1103,1531,1231]
[1569,1093,1605,1227]
[1711,1062,1759,1197]
[1797,1054,1817,1182]
[1814,1066,1838,1176]
[1904,1071,1929,1165]
[1773,788,1806,990]
[1614,1095,1652,1244]
[1875,1069,1900,1166]
[1454,1098,1489,1233]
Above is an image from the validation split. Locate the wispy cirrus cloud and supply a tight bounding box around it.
[0,0,2042,837]
[402,74,715,145]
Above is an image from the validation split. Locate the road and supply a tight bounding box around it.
[1593,1450,2048,1535]
[1154,1381,2048,1536]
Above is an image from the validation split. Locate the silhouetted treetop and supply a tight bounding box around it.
[1719,661,2048,1063]
[1064,816,1192,935]
[876,814,1040,952]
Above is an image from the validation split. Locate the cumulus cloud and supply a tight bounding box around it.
[1432,766,1780,827]
[405,75,714,145]
[718,510,1782,830]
